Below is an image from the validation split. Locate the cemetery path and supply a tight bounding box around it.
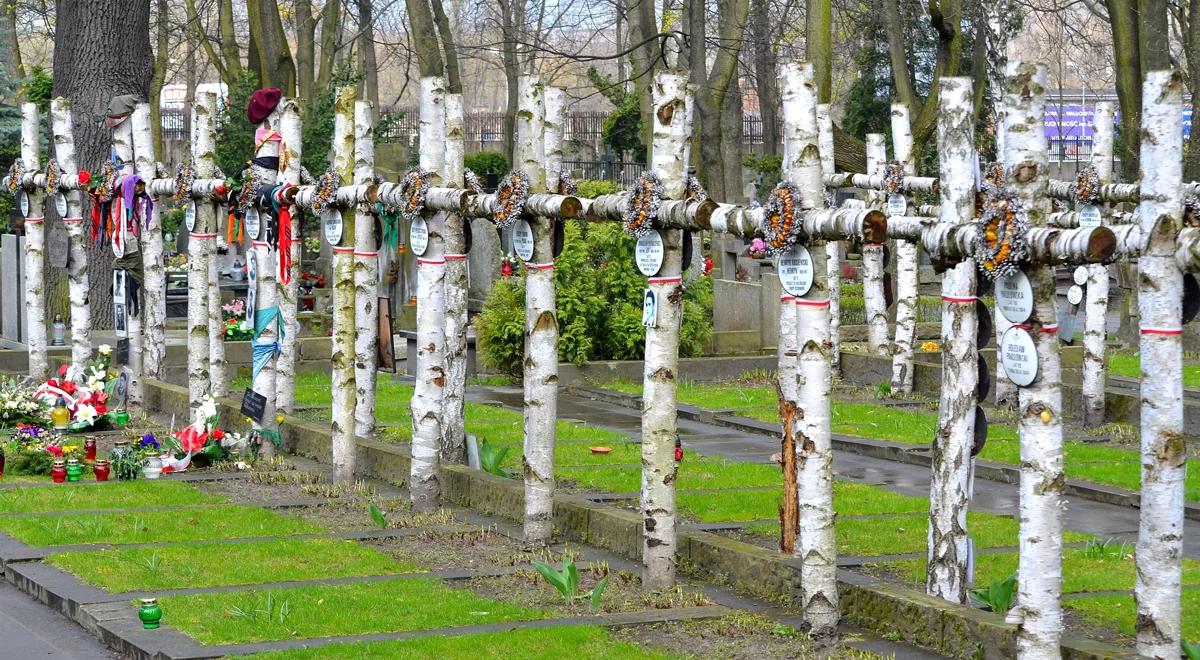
[467,383,1200,558]
[0,580,118,658]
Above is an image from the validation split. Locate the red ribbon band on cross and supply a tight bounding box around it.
[189,232,218,239]
[63,217,84,223]
[941,295,976,304]
[648,276,682,285]
[445,254,468,261]
[251,241,271,249]
[24,217,44,224]
[795,299,832,308]
[525,262,555,270]
[354,251,379,258]
[1142,327,1184,336]
[417,257,446,265]
[780,295,796,303]
[331,246,355,254]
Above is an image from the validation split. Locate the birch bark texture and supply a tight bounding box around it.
[1081,101,1114,428]
[132,103,165,384]
[331,86,358,481]
[353,99,379,439]
[185,92,215,409]
[120,108,151,409]
[862,133,889,356]
[50,98,91,373]
[440,92,468,465]
[199,89,224,399]
[250,105,284,462]
[781,60,839,642]
[276,100,303,413]
[925,78,979,605]
[21,103,47,383]
[1133,70,1186,660]
[410,76,447,512]
[890,103,919,393]
[1004,62,1065,659]
[517,74,559,548]
[816,104,840,376]
[641,71,691,587]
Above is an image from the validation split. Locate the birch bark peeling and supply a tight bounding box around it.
[1134,70,1186,660]
[862,133,889,356]
[824,172,939,193]
[1082,102,1115,428]
[817,104,840,377]
[353,100,379,439]
[441,92,468,465]
[276,100,303,413]
[197,90,225,400]
[410,77,447,512]
[250,105,285,462]
[926,77,979,606]
[890,103,919,393]
[331,86,358,481]
[1004,62,1065,659]
[640,71,690,587]
[184,93,215,409]
[50,98,91,373]
[132,104,165,384]
[20,103,47,382]
[781,60,838,643]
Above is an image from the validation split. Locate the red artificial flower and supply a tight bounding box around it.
[45,445,63,457]
[61,381,77,395]
[58,364,68,378]
[703,256,714,276]
[93,403,107,415]
[211,429,225,440]
[174,425,208,453]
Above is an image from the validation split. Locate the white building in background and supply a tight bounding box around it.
[159,83,229,109]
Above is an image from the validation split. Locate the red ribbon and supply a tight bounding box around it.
[277,203,293,284]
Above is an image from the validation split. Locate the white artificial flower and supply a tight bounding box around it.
[197,396,218,424]
[65,364,84,383]
[97,344,112,356]
[73,404,97,425]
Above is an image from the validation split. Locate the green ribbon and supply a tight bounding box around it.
[250,305,285,382]
[377,202,402,251]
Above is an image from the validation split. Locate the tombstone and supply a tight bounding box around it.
[1,234,24,344]
[467,217,501,310]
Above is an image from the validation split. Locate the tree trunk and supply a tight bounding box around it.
[218,0,242,84]
[816,105,840,377]
[331,86,358,480]
[720,76,743,202]
[1134,70,1186,660]
[862,133,889,355]
[296,0,316,103]
[276,100,303,412]
[357,0,379,104]
[150,0,168,156]
[890,104,918,393]
[1,1,24,80]
[21,104,47,382]
[316,0,343,93]
[1106,0,1142,181]
[132,105,166,383]
[49,99,92,372]
[625,0,658,163]
[806,0,831,103]
[410,77,447,512]
[1004,62,1064,659]
[208,226,225,398]
[441,92,468,465]
[925,77,978,605]
[1186,0,1200,182]
[1082,102,1115,428]
[751,0,778,156]
[430,0,461,93]
[186,92,216,410]
[258,0,297,93]
[353,100,379,438]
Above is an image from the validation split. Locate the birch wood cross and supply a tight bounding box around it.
[48,98,93,373]
[6,104,48,382]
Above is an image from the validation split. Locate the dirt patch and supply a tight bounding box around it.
[462,568,714,616]
[614,612,883,659]
[367,528,532,572]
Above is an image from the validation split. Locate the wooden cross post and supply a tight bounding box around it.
[48,98,92,374]
[353,99,379,440]
[187,91,218,410]
[276,100,303,414]
[441,91,469,465]
[131,103,165,388]
[890,103,920,393]
[330,86,359,481]
[11,103,48,381]
[816,104,840,376]
[862,133,890,355]
[109,107,143,409]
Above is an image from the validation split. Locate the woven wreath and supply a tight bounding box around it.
[974,187,1031,280]
[1184,194,1200,228]
[557,171,578,196]
[6,159,23,192]
[1070,165,1101,206]
[882,160,905,195]
[623,172,662,237]
[172,162,194,202]
[311,170,340,214]
[982,161,1004,191]
[685,174,708,203]
[762,182,802,255]
[464,170,484,196]
[44,160,60,195]
[493,170,530,230]
[94,161,119,202]
[235,168,258,213]
[399,168,433,223]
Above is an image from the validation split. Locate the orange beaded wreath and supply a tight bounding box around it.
[761,182,802,255]
[493,170,530,230]
[399,167,433,223]
[1070,165,1100,205]
[623,171,662,237]
[974,186,1030,279]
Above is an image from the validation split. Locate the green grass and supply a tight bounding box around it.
[676,481,929,523]
[160,579,548,645]
[232,625,676,659]
[48,538,420,592]
[1066,590,1200,641]
[0,506,322,546]
[0,481,223,514]
[558,458,785,494]
[1108,351,1200,387]
[233,373,417,409]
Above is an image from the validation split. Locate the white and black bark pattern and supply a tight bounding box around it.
[132,104,165,384]
[250,106,285,461]
[184,92,215,409]
[276,100,303,413]
[194,90,224,400]
[816,104,841,376]
[331,86,358,481]
[20,103,47,382]
[1082,101,1115,428]
[862,133,889,356]
[1134,70,1186,660]
[50,98,91,373]
[353,100,379,439]
[410,77,447,512]
[890,103,919,393]
[440,92,468,465]
[781,60,838,642]
[113,117,144,407]
[1004,62,1065,659]
[640,71,691,587]
[925,78,979,605]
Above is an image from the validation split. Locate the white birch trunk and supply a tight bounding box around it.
[331,86,358,481]
[111,114,144,411]
[186,92,215,409]
[192,91,224,399]
[991,99,1018,410]
[132,104,165,384]
[20,103,47,382]
[890,103,919,393]
[1134,71,1186,659]
[410,77,447,512]
[641,72,690,586]
[925,78,979,604]
[816,104,841,376]
[1004,62,1064,659]
[1082,102,1114,428]
[441,92,468,464]
[50,99,91,373]
[276,101,303,413]
[863,133,889,356]
[353,100,379,438]
[250,105,284,461]
[781,60,838,642]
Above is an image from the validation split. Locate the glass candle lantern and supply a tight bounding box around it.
[51,397,70,431]
[65,459,82,482]
[51,314,65,346]
[93,459,110,481]
[84,438,97,462]
[51,459,66,483]
[138,598,163,629]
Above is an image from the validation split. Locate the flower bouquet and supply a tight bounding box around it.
[0,378,49,426]
[34,346,127,432]
[222,299,254,341]
[169,395,232,470]
[3,424,82,476]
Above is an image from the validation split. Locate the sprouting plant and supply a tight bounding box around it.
[533,555,609,611]
[229,593,292,625]
[970,574,1017,614]
[140,552,161,574]
[874,380,893,399]
[368,502,388,529]
[479,439,510,477]
[1081,537,1132,560]
[1182,640,1200,660]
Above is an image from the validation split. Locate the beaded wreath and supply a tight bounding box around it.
[685,174,707,203]
[172,162,194,202]
[311,170,340,214]
[973,186,1030,280]
[464,170,484,196]
[881,160,905,195]
[399,168,433,223]
[44,160,60,196]
[6,159,23,192]
[1184,194,1200,228]
[623,172,662,237]
[761,182,802,255]
[1070,165,1101,206]
[94,161,119,202]
[493,170,530,230]
[557,171,578,196]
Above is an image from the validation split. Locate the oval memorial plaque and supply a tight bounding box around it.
[777,245,814,297]
[1073,265,1089,286]
[323,208,344,245]
[887,193,906,217]
[1000,326,1038,387]
[513,219,534,261]
[1078,204,1102,228]
[1067,284,1084,306]
[54,192,66,217]
[245,207,262,241]
[996,270,1034,324]
[636,230,665,276]
[17,190,28,217]
[184,201,197,232]
[410,216,428,256]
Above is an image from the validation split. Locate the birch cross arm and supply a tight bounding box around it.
[1047,179,1140,203]
[8,168,90,191]
[463,192,583,219]
[1047,210,1137,228]
[289,184,377,209]
[825,171,940,194]
[146,177,227,199]
[914,222,1116,266]
[1174,228,1200,273]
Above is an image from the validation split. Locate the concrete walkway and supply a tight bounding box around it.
[468,383,1200,558]
[0,581,116,659]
